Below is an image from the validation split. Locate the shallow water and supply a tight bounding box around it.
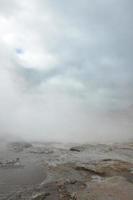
[0,144,46,197]
[0,164,46,195]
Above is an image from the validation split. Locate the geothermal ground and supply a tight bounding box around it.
[0,141,133,200]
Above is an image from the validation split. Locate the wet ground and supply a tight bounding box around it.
[0,141,133,199]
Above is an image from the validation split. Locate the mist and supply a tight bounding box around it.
[0,77,132,143]
[0,0,133,143]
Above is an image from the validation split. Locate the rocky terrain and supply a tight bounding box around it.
[0,141,133,200]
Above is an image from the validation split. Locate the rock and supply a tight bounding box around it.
[57,181,72,200]
[29,147,53,154]
[32,192,50,200]
[130,168,133,174]
[70,147,81,152]
[95,159,133,177]
[75,159,133,183]
[0,158,23,168]
[9,142,32,152]
[70,192,77,199]
[75,164,105,176]
[67,179,77,185]
[70,144,113,153]
[91,175,104,183]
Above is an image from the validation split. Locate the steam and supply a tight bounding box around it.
[0,73,132,143]
[0,0,133,143]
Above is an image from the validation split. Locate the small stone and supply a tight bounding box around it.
[71,192,77,200]
[32,192,50,200]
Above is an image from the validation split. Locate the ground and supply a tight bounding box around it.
[0,141,133,200]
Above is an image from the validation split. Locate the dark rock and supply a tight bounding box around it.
[70,147,81,152]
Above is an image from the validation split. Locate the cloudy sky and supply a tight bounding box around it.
[0,0,133,142]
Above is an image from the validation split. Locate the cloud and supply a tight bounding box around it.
[0,0,132,142]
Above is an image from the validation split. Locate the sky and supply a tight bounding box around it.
[0,0,133,142]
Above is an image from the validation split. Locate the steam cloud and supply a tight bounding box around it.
[0,0,133,143]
